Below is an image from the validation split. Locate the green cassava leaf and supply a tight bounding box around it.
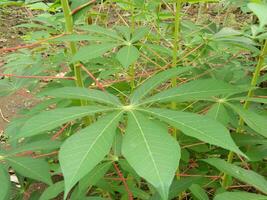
[0,165,11,200]
[0,80,17,96]
[6,157,52,185]
[80,25,123,41]
[40,87,122,106]
[184,0,219,3]
[150,177,201,200]
[189,184,209,200]
[169,177,201,199]
[141,79,243,105]
[8,140,61,155]
[248,3,267,28]
[230,97,267,104]
[52,34,113,42]
[206,103,230,126]
[139,108,245,157]
[130,67,192,104]
[204,158,267,194]
[18,106,114,138]
[78,162,112,197]
[131,27,150,43]
[214,192,267,200]
[226,103,267,138]
[59,111,122,198]
[72,43,119,63]
[122,111,180,200]
[39,181,64,200]
[116,45,140,68]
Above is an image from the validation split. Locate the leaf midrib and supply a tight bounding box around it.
[66,111,123,191]
[139,108,238,153]
[140,88,238,105]
[6,157,50,185]
[51,90,120,106]
[130,111,165,194]
[22,107,115,137]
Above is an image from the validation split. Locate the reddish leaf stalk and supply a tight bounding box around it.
[52,122,71,140]
[113,162,133,200]
[71,0,97,15]
[79,63,105,91]
[32,151,58,158]
[0,33,65,53]
[176,173,221,180]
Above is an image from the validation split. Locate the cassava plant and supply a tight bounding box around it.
[0,0,267,200]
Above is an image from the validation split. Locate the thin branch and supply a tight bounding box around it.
[79,63,105,91]
[0,34,65,53]
[0,73,76,80]
[71,0,96,15]
[32,151,58,158]
[228,185,251,189]
[176,173,221,180]
[51,122,71,140]
[181,142,206,149]
[113,162,133,200]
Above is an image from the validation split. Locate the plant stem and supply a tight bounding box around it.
[171,3,183,199]
[222,40,267,188]
[129,0,136,91]
[172,0,181,75]
[60,0,91,125]
[171,0,182,119]
[60,0,84,89]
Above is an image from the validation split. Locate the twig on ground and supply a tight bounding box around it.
[0,109,10,123]
[0,73,76,80]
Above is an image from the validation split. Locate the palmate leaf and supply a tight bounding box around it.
[131,27,150,43]
[140,79,243,105]
[230,97,267,104]
[214,192,267,200]
[59,111,123,199]
[122,111,180,200]
[72,43,119,63]
[139,108,245,157]
[77,162,112,197]
[52,34,113,42]
[80,25,123,41]
[0,165,11,200]
[39,181,64,200]
[41,87,122,106]
[130,67,193,104]
[6,156,52,185]
[189,184,209,200]
[206,103,230,126]
[248,3,267,28]
[226,103,267,138]
[150,177,201,200]
[8,140,61,155]
[17,106,114,138]
[204,158,267,194]
[116,45,140,68]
